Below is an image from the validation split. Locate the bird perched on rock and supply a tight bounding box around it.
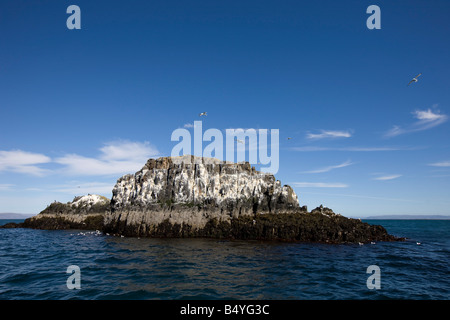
[407,73,422,86]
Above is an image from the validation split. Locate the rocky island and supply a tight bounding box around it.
[2,155,403,243]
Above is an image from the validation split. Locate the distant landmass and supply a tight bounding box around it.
[0,213,36,219]
[363,215,450,220]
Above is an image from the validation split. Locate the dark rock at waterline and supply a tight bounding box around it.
[0,215,104,230]
[23,215,104,230]
[0,222,23,228]
[103,211,403,243]
[0,194,109,230]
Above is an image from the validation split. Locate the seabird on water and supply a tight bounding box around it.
[407,73,422,86]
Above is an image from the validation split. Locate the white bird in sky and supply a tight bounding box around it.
[199,112,207,116]
[237,139,244,144]
[408,73,422,86]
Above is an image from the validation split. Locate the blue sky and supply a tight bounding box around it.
[1,0,449,217]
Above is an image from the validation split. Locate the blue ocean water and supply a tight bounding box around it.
[0,219,448,300]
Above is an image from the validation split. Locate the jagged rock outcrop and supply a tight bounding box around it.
[103,155,301,235]
[310,204,335,216]
[110,155,299,213]
[21,194,109,230]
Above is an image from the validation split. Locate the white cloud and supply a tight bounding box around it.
[0,141,159,178]
[184,123,195,128]
[384,107,448,138]
[372,174,402,181]
[306,130,352,140]
[292,182,349,188]
[428,161,450,167]
[55,140,159,176]
[0,150,51,176]
[414,109,444,121]
[301,160,353,174]
[99,141,158,161]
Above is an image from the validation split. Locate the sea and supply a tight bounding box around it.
[0,219,448,301]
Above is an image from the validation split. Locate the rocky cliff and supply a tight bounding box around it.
[103,155,301,234]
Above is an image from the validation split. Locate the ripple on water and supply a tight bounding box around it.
[1,221,449,300]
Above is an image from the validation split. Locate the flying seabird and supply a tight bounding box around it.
[407,73,422,86]
[199,112,207,116]
[237,139,244,144]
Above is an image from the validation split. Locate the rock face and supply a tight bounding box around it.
[103,155,301,235]
[21,194,109,230]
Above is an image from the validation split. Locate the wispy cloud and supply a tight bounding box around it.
[372,174,402,181]
[306,130,352,140]
[300,160,353,174]
[0,150,51,176]
[52,182,115,195]
[301,192,420,203]
[429,174,450,178]
[292,182,349,188]
[0,184,14,191]
[292,146,411,152]
[183,123,195,128]
[428,161,450,167]
[384,107,448,138]
[55,140,159,176]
